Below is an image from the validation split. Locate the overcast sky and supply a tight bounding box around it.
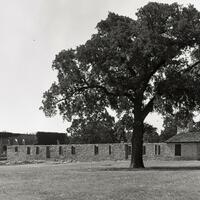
[0,0,199,134]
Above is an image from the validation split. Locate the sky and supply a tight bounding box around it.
[0,0,199,134]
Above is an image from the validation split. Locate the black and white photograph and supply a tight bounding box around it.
[0,0,200,199]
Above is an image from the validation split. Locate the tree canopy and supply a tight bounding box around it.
[67,111,159,144]
[41,2,200,168]
[143,124,159,143]
[67,111,117,144]
[36,132,69,145]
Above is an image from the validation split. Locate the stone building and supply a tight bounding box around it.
[165,131,200,160]
[4,127,200,162]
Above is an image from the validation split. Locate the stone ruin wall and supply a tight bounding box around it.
[7,143,126,162]
[6,142,184,162]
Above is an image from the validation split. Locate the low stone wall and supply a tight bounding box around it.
[7,142,200,162]
[7,143,126,162]
[143,143,174,161]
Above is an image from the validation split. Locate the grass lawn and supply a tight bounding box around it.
[0,160,200,200]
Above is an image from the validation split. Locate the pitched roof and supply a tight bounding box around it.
[166,131,200,143]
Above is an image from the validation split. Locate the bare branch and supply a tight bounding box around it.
[142,58,166,90]
[142,96,156,120]
[54,98,67,104]
[181,60,200,74]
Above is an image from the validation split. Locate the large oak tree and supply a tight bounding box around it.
[41,2,200,168]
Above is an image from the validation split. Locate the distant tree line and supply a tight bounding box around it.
[2,112,199,145]
[67,115,170,144]
[36,132,70,145]
[67,110,200,144]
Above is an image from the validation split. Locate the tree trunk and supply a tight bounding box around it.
[130,114,145,168]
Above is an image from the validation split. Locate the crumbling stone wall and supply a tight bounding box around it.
[7,143,126,162]
[7,142,199,162]
[143,143,174,161]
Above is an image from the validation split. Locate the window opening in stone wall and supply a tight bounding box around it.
[3,146,7,152]
[36,147,39,155]
[27,147,31,155]
[46,146,50,158]
[143,145,146,155]
[94,145,99,155]
[155,145,157,155]
[158,145,161,155]
[175,144,181,156]
[125,144,131,159]
[59,146,63,155]
[125,144,128,159]
[109,145,112,155]
[15,146,18,152]
[71,146,76,155]
[127,145,131,155]
[155,145,161,155]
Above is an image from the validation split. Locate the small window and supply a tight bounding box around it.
[155,145,157,155]
[15,146,18,152]
[3,146,7,152]
[155,145,161,155]
[27,147,31,155]
[109,145,112,155]
[71,146,76,155]
[94,145,99,155]
[46,146,50,158]
[59,146,63,155]
[36,147,39,155]
[158,145,161,155]
[143,145,146,155]
[125,145,132,160]
[125,144,129,159]
[127,145,131,155]
[175,144,181,156]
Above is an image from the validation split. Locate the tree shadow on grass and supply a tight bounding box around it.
[95,166,200,171]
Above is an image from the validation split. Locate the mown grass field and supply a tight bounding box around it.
[0,160,200,200]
